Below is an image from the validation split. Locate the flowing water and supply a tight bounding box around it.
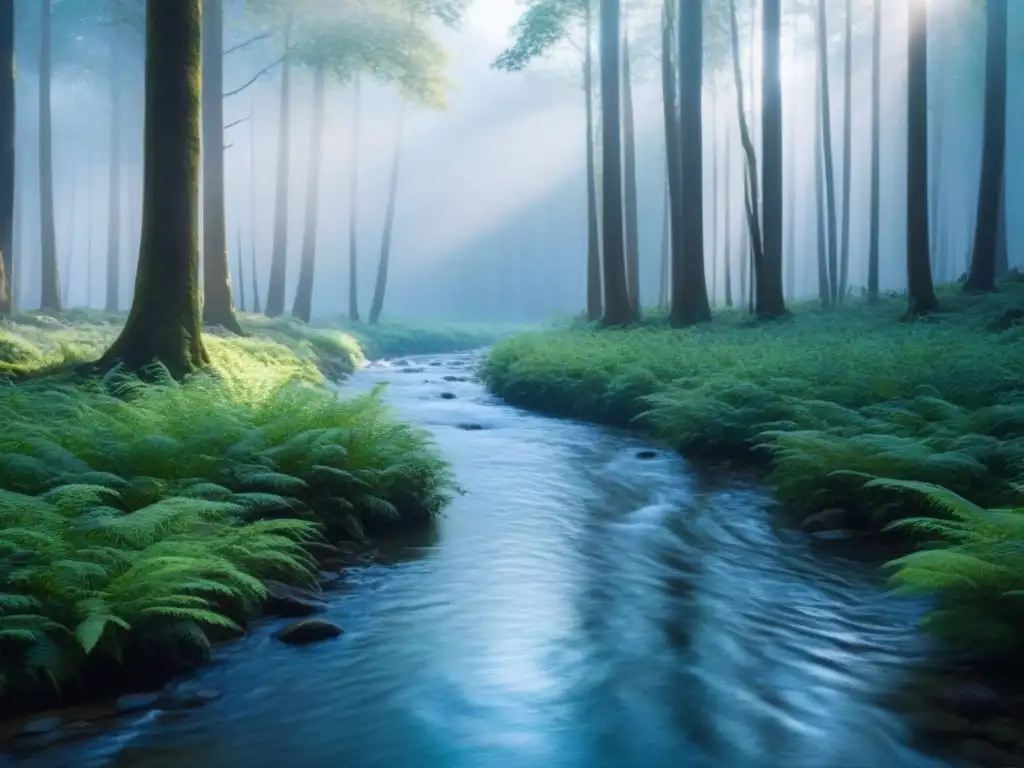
[6,352,953,768]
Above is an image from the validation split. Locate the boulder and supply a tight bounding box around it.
[438,392,456,400]
[162,683,222,710]
[264,580,327,618]
[115,692,162,714]
[275,619,344,645]
[635,449,658,460]
[800,508,852,533]
[457,423,484,431]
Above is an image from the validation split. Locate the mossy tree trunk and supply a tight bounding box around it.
[867,0,881,299]
[369,98,406,325]
[291,64,326,323]
[671,0,711,326]
[622,29,640,314]
[584,0,602,322]
[0,0,13,315]
[758,0,786,317]
[201,0,243,333]
[905,0,938,316]
[38,0,60,312]
[965,0,1007,293]
[348,74,362,323]
[264,13,293,318]
[105,27,122,313]
[99,0,208,379]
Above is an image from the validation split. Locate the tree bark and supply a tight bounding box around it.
[61,163,75,307]
[658,174,669,307]
[964,0,1007,293]
[598,0,634,326]
[236,222,246,312]
[99,0,208,379]
[815,59,829,304]
[868,0,881,299]
[0,0,13,315]
[291,65,326,323]
[905,0,938,315]
[710,89,719,307]
[759,0,786,317]
[348,74,361,322]
[248,93,261,314]
[201,0,243,333]
[838,0,852,302]
[671,0,710,325]
[622,28,640,312]
[661,0,684,315]
[995,177,1008,277]
[584,0,602,321]
[815,0,838,307]
[724,118,733,308]
[105,22,121,313]
[369,99,406,325]
[263,13,293,317]
[38,0,60,312]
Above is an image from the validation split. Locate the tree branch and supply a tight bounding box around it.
[224,55,285,98]
[224,30,275,56]
[224,115,252,131]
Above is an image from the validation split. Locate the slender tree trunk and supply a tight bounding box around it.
[815,60,829,304]
[62,163,75,307]
[291,64,326,323]
[584,0,602,321]
[622,29,640,312]
[995,177,1008,277]
[658,174,669,307]
[369,99,407,325]
[724,118,733,308]
[929,39,946,275]
[0,0,12,315]
[100,0,208,378]
[868,0,881,299]
[661,0,684,319]
[785,111,795,300]
[964,0,1007,293]
[598,0,634,326]
[710,88,719,308]
[837,0,852,302]
[348,74,361,322]
[672,0,711,325]
[248,93,261,314]
[201,0,243,332]
[264,13,293,317]
[105,24,121,313]
[38,0,60,312]
[759,0,786,317]
[86,158,93,308]
[905,0,938,315]
[236,223,246,312]
[815,0,839,307]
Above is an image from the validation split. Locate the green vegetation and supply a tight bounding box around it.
[0,311,464,712]
[484,281,1024,657]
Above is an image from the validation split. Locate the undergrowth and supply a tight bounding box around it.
[0,315,453,710]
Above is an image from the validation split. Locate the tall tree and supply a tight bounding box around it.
[0,0,12,315]
[369,100,405,324]
[814,0,838,307]
[291,64,326,323]
[964,0,1007,293]
[38,0,60,311]
[263,10,293,318]
[236,224,246,312]
[105,19,122,313]
[348,75,362,322]
[759,0,785,317]
[583,0,601,321]
[671,0,711,325]
[201,0,244,333]
[622,27,639,312]
[867,0,880,299]
[99,0,208,378]
[905,0,937,316]
[661,0,683,313]
[598,0,634,325]
[838,0,852,302]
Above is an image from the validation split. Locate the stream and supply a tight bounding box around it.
[6,352,953,768]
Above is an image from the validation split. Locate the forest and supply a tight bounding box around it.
[0,0,1021,766]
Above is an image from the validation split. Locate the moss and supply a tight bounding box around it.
[0,312,453,715]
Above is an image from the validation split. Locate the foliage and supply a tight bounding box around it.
[0,328,452,703]
[483,281,1024,524]
[868,479,1024,656]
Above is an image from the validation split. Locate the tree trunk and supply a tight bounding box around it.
[785,109,795,300]
[0,0,13,315]
[868,0,881,299]
[838,0,852,302]
[964,0,1007,293]
[61,163,75,307]
[235,222,245,312]
[815,60,829,304]
[905,0,938,315]
[724,119,733,308]
[291,64,326,323]
[584,0,602,321]
[200,0,243,333]
[671,0,711,326]
[661,0,684,317]
[86,157,93,308]
[815,0,839,307]
[348,74,361,322]
[710,89,719,307]
[995,177,1008,277]
[248,93,261,314]
[598,0,634,326]
[929,33,946,275]
[658,174,669,307]
[369,99,406,325]
[263,13,293,318]
[99,0,208,378]
[38,0,60,312]
[106,23,121,313]
[622,28,640,312]
[759,0,786,317]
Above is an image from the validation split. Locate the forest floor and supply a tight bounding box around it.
[483,278,1024,763]
[0,310,508,725]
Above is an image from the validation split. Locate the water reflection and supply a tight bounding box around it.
[8,353,950,768]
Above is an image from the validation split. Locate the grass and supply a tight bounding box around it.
[483,280,1024,656]
[0,310,458,714]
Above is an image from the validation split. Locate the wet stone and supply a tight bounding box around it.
[635,449,658,460]
[439,392,457,400]
[264,580,327,618]
[115,692,162,714]
[400,367,425,374]
[457,423,485,431]
[19,716,62,736]
[276,619,344,645]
